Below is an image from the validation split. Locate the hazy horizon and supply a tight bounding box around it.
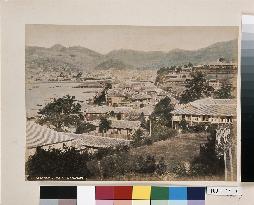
[26,25,238,54]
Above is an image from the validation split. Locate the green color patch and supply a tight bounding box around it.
[151,186,169,200]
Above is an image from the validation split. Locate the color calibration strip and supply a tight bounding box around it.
[40,186,205,205]
[241,14,254,182]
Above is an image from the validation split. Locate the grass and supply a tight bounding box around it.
[88,132,228,181]
[90,132,227,181]
[130,133,208,170]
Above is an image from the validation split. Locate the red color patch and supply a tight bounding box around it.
[114,186,133,200]
[96,186,114,200]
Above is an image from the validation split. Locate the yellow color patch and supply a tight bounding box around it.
[132,186,151,200]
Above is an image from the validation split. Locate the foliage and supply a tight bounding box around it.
[188,123,210,133]
[75,122,96,134]
[134,155,157,174]
[179,119,188,132]
[151,96,174,127]
[94,90,107,106]
[180,71,214,103]
[94,83,112,105]
[156,157,167,175]
[151,125,177,142]
[94,145,130,160]
[218,57,226,63]
[131,129,145,147]
[99,117,111,134]
[100,152,131,178]
[26,147,91,178]
[214,81,233,99]
[139,112,147,129]
[190,125,224,176]
[116,113,122,120]
[37,95,83,131]
[131,125,176,148]
[171,162,189,177]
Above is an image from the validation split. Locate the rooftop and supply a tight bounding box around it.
[111,120,141,130]
[171,98,237,116]
[26,121,131,149]
[85,105,133,114]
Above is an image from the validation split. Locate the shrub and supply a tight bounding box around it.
[171,162,188,177]
[26,147,91,179]
[75,122,96,134]
[152,126,177,142]
[190,125,224,176]
[179,119,188,132]
[156,157,167,175]
[134,155,157,174]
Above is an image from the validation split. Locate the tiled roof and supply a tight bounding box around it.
[131,93,152,100]
[26,121,131,149]
[26,121,75,149]
[171,98,236,116]
[133,106,154,116]
[85,106,133,114]
[111,120,141,130]
[107,89,126,97]
[73,135,130,149]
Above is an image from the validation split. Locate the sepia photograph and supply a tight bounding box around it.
[25,25,238,181]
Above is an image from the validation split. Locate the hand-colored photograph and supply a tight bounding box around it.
[25,25,238,181]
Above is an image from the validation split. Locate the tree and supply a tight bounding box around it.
[179,118,188,132]
[94,83,112,105]
[188,62,193,68]
[190,125,224,176]
[37,95,83,131]
[136,155,157,174]
[139,112,147,129]
[75,72,82,79]
[214,81,233,99]
[99,117,111,136]
[180,71,214,103]
[151,96,174,127]
[26,147,91,179]
[75,122,96,134]
[116,113,122,120]
[156,157,167,175]
[94,90,107,105]
[218,57,226,63]
[131,129,144,147]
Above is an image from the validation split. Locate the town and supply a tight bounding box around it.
[26,60,237,181]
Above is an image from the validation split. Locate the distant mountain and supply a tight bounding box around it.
[95,59,133,70]
[106,39,238,68]
[25,39,238,73]
[25,45,103,72]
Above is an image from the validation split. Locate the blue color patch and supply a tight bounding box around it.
[170,200,188,205]
[169,187,187,200]
[187,187,205,200]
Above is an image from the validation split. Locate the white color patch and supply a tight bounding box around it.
[77,186,95,205]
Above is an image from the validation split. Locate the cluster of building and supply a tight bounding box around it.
[26,62,238,155]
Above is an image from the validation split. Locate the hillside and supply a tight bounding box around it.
[107,39,238,68]
[25,39,238,72]
[25,44,103,72]
[95,59,133,70]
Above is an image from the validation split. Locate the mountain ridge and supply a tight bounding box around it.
[26,39,238,72]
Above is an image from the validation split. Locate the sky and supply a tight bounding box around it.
[26,25,238,54]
